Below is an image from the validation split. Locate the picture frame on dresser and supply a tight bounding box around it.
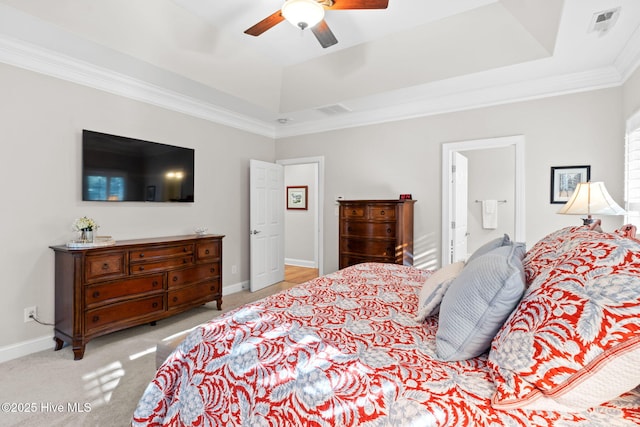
[286,186,308,210]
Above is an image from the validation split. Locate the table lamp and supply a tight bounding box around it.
[557,181,625,225]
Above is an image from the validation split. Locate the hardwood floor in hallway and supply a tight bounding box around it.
[285,264,319,284]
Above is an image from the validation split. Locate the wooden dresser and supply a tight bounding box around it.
[50,234,223,360]
[338,199,416,269]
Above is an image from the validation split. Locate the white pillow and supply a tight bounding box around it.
[415,261,464,322]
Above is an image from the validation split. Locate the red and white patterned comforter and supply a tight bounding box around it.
[132,263,640,426]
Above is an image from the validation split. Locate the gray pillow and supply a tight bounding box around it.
[436,243,526,361]
[466,234,512,264]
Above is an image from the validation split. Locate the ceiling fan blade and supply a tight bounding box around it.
[311,20,338,48]
[244,11,285,36]
[327,0,388,10]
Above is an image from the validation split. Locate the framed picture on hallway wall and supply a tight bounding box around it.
[287,186,308,210]
[550,165,591,204]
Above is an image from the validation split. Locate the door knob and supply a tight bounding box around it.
[250,230,262,235]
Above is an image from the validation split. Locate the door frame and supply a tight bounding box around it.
[441,135,526,266]
[277,156,325,276]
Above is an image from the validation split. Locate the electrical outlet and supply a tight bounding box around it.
[231,265,238,274]
[24,306,37,323]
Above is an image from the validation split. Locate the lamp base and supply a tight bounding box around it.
[582,217,595,225]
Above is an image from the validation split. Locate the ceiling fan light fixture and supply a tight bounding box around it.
[281,0,325,30]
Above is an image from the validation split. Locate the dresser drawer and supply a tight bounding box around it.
[130,256,193,275]
[340,238,397,258]
[85,274,164,307]
[85,295,164,333]
[168,280,219,309]
[85,252,126,282]
[341,206,366,219]
[168,263,220,288]
[368,205,397,220]
[130,244,193,262]
[341,221,396,237]
[196,240,221,261]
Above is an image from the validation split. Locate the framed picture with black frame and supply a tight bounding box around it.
[550,165,591,204]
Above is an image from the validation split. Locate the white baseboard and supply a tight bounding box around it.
[0,280,250,364]
[222,280,249,295]
[285,258,317,268]
[0,334,53,364]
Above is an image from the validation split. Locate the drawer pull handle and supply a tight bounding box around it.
[152,302,158,308]
[139,253,144,258]
[387,228,392,234]
[102,263,109,270]
[139,266,145,271]
[92,315,99,323]
[205,249,210,255]
[183,247,188,252]
[152,281,159,287]
[92,291,100,298]
[173,297,178,302]
[347,226,352,232]
[352,209,357,215]
[210,268,215,273]
[380,210,385,215]
[210,285,215,291]
[183,258,188,264]
[172,276,178,282]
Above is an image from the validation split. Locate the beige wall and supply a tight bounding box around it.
[276,87,625,273]
[0,62,274,353]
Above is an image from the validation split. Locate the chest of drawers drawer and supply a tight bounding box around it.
[341,221,396,237]
[85,295,164,333]
[168,263,220,288]
[85,252,126,282]
[130,256,193,275]
[196,240,221,261]
[340,238,396,258]
[130,244,193,261]
[168,280,219,309]
[85,274,164,307]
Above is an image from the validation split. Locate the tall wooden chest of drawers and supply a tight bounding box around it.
[50,234,223,360]
[338,200,416,269]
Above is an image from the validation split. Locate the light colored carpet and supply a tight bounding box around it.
[0,281,298,427]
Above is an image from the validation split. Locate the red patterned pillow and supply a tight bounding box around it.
[488,230,640,411]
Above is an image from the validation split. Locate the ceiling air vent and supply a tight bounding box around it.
[589,7,620,35]
[316,103,352,116]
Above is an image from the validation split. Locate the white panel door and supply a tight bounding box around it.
[452,152,469,263]
[250,159,284,292]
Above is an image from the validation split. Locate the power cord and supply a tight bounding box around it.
[30,313,54,326]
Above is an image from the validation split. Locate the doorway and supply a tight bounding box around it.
[277,156,325,277]
[441,136,526,266]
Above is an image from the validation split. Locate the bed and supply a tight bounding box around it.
[132,225,640,426]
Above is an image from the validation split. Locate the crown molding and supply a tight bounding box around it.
[0,33,634,140]
[0,35,276,138]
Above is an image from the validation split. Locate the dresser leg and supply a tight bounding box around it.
[72,344,86,360]
[216,299,222,310]
[53,337,64,351]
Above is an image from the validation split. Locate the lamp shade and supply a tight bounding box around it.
[281,0,325,30]
[557,181,625,218]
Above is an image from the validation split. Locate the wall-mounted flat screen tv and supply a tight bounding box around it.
[82,130,195,202]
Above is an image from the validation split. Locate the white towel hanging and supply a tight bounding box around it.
[482,200,498,229]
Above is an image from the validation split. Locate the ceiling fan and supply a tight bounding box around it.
[244,0,389,49]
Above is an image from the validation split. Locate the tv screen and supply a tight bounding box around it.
[82,130,195,202]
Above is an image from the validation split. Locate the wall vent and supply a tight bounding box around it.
[316,103,352,116]
[589,7,620,35]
